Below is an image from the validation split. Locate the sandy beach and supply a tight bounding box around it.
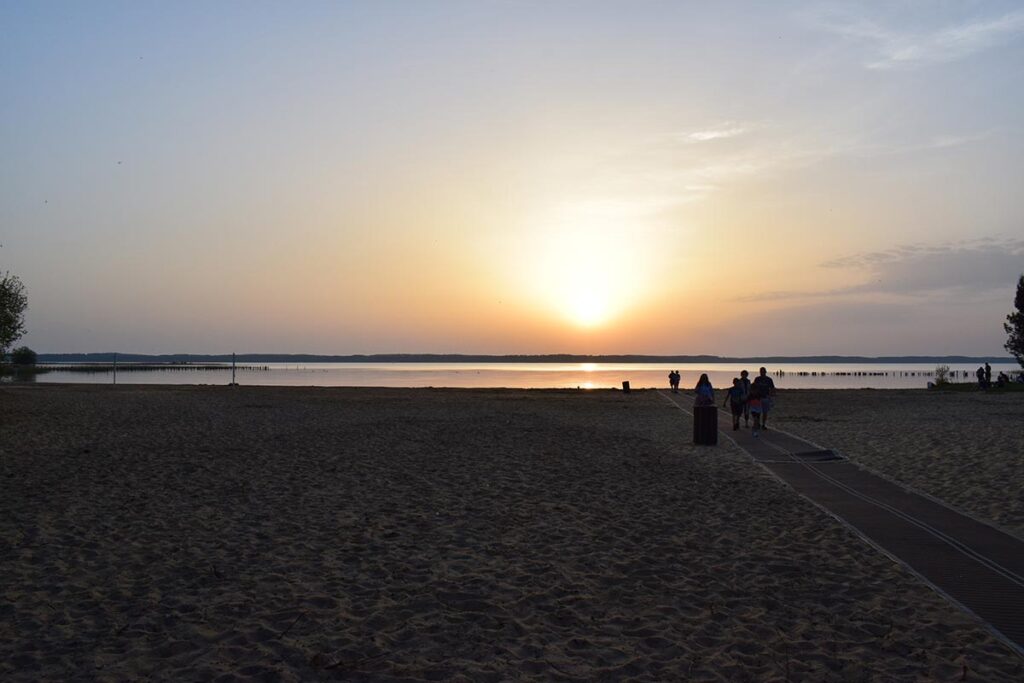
[1,384,1022,681]
[771,389,1024,538]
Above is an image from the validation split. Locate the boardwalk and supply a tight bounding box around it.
[660,391,1024,657]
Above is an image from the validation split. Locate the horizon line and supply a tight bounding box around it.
[34,352,1017,363]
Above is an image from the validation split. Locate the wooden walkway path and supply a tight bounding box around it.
[659,391,1024,657]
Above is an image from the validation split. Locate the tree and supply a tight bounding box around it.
[1005,274,1024,369]
[0,272,28,361]
[11,346,37,365]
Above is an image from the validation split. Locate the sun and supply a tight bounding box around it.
[516,199,655,330]
[536,243,636,330]
[564,283,610,327]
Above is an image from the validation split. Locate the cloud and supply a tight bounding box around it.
[537,123,769,227]
[861,131,992,156]
[739,238,1024,302]
[538,120,990,237]
[684,123,749,142]
[927,133,986,150]
[814,8,1024,70]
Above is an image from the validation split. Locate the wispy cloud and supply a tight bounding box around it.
[800,129,990,160]
[739,238,1024,302]
[538,118,991,237]
[815,9,1024,70]
[684,122,749,142]
[925,133,988,150]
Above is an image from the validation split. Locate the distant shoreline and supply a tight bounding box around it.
[35,353,1017,364]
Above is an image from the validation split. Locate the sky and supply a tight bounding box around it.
[2,1,1022,356]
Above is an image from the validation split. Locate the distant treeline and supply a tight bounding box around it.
[36,353,1016,364]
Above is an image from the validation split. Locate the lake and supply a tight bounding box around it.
[13,362,1021,389]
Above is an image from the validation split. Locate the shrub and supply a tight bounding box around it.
[0,272,28,358]
[11,346,37,365]
[1005,274,1024,369]
[934,364,950,385]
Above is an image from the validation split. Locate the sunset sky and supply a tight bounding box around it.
[3,1,1023,355]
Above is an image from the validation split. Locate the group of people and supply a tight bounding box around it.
[679,367,777,436]
[975,362,1018,389]
[667,370,682,393]
[976,362,992,389]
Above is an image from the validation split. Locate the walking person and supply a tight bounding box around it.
[748,381,764,437]
[694,373,715,406]
[723,377,746,431]
[985,362,992,388]
[752,367,776,430]
[739,369,752,427]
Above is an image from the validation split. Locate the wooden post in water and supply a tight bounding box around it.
[113,352,117,385]
[231,352,236,386]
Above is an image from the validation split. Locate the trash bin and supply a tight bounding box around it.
[693,405,718,445]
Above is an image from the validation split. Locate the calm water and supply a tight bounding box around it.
[16,362,1021,389]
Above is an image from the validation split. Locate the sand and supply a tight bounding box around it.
[1,384,1021,681]
[770,389,1024,537]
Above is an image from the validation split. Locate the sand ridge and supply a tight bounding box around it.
[1,385,1022,680]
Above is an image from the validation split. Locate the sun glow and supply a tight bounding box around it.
[562,278,612,327]
[518,200,656,330]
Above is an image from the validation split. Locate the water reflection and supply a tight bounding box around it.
[0,366,38,383]
[19,362,1021,390]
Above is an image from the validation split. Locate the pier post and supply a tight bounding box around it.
[231,353,236,386]
[113,352,117,385]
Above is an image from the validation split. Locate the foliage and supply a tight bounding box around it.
[1005,274,1024,369]
[11,346,37,365]
[0,272,28,359]
[933,364,950,385]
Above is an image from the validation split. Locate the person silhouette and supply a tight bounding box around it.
[751,367,776,430]
[739,370,752,426]
[694,373,714,406]
[723,377,746,431]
